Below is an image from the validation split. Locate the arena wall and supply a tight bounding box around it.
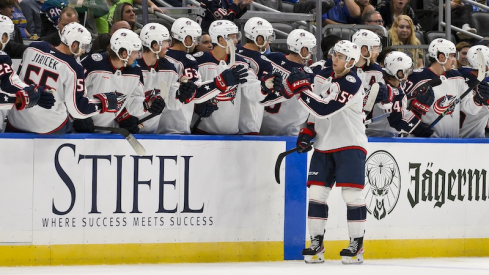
[0,134,488,266]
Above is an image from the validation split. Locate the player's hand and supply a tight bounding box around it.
[375,83,393,104]
[284,68,311,99]
[194,100,218,117]
[94,92,118,113]
[115,109,140,133]
[474,81,489,105]
[143,94,166,114]
[15,84,55,110]
[215,65,248,91]
[177,81,197,103]
[296,125,316,153]
[261,72,283,95]
[411,122,434,137]
[37,86,55,109]
[73,118,95,133]
[410,86,434,118]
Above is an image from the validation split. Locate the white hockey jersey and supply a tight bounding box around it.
[299,67,368,152]
[459,67,489,138]
[193,50,261,135]
[137,57,180,133]
[8,42,101,134]
[0,51,28,109]
[405,67,482,138]
[81,52,145,128]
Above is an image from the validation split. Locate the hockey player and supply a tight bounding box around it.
[405,39,489,138]
[162,18,223,134]
[260,29,317,136]
[196,0,252,32]
[459,45,489,138]
[296,40,367,264]
[237,17,283,134]
[7,22,118,134]
[193,20,262,135]
[0,16,54,113]
[366,51,434,137]
[77,29,151,134]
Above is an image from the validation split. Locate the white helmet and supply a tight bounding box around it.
[384,51,413,81]
[467,45,489,70]
[0,15,13,50]
[331,40,361,69]
[244,17,275,50]
[428,38,456,64]
[110,29,142,66]
[351,29,382,64]
[171,18,202,50]
[287,29,316,59]
[140,23,171,54]
[209,20,241,47]
[60,22,92,56]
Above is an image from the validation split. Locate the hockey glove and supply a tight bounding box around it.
[93,92,118,113]
[215,65,248,91]
[261,72,283,95]
[15,85,55,110]
[194,100,218,118]
[115,109,140,134]
[411,122,434,137]
[143,94,166,114]
[375,83,393,104]
[176,81,197,103]
[474,81,489,106]
[296,124,316,153]
[409,86,435,118]
[72,118,95,133]
[284,68,311,99]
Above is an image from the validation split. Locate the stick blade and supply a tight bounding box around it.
[125,134,146,156]
[363,83,379,114]
[477,50,486,82]
[274,152,286,184]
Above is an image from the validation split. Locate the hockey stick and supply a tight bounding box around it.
[275,142,314,184]
[428,51,486,130]
[363,83,379,116]
[364,112,390,125]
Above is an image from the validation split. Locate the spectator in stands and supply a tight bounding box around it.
[388,15,423,68]
[323,0,373,25]
[19,0,41,38]
[427,0,476,38]
[377,46,395,67]
[109,2,138,33]
[293,0,334,14]
[473,0,488,11]
[39,6,78,47]
[91,20,131,53]
[456,41,472,68]
[377,0,421,30]
[0,0,23,44]
[194,32,213,53]
[476,38,489,47]
[255,0,284,12]
[363,10,383,26]
[11,0,29,39]
[196,0,253,32]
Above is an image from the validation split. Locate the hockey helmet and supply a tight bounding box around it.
[428,38,456,64]
[111,29,142,66]
[209,20,241,45]
[171,18,202,48]
[287,29,316,59]
[467,45,489,71]
[351,29,382,61]
[60,22,92,56]
[244,17,275,49]
[0,15,14,50]
[140,23,171,54]
[383,51,413,81]
[331,40,361,69]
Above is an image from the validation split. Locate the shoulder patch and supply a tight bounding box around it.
[186,54,196,61]
[260,55,270,62]
[413,68,423,72]
[303,66,313,74]
[0,51,7,56]
[346,75,356,83]
[91,53,103,61]
[193,52,204,58]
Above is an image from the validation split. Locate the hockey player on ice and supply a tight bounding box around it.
[458,45,489,138]
[405,39,489,138]
[162,18,224,134]
[236,17,283,134]
[0,16,54,113]
[296,40,367,265]
[78,29,153,134]
[192,20,262,135]
[7,22,117,134]
[260,29,316,136]
[367,51,435,137]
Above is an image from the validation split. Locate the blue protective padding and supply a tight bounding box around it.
[283,140,308,260]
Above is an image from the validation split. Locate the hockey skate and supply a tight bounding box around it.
[302,234,325,264]
[340,237,364,264]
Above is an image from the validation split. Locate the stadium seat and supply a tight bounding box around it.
[283,2,294,13]
[323,27,355,40]
[425,31,456,45]
[415,30,425,44]
[471,12,489,37]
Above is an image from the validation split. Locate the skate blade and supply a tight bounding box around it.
[341,252,364,265]
[304,249,325,264]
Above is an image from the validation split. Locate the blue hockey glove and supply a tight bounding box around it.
[215,65,248,91]
[94,92,118,113]
[176,81,198,103]
[474,81,489,106]
[296,124,316,153]
[73,117,95,133]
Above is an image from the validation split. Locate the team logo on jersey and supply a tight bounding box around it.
[91,53,103,61]
[215,87,237,103]
[193,51,204,58]
[365,150,401,220]
[346,75,356,83]
[433,95,455,115]
[186,54,196,61]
